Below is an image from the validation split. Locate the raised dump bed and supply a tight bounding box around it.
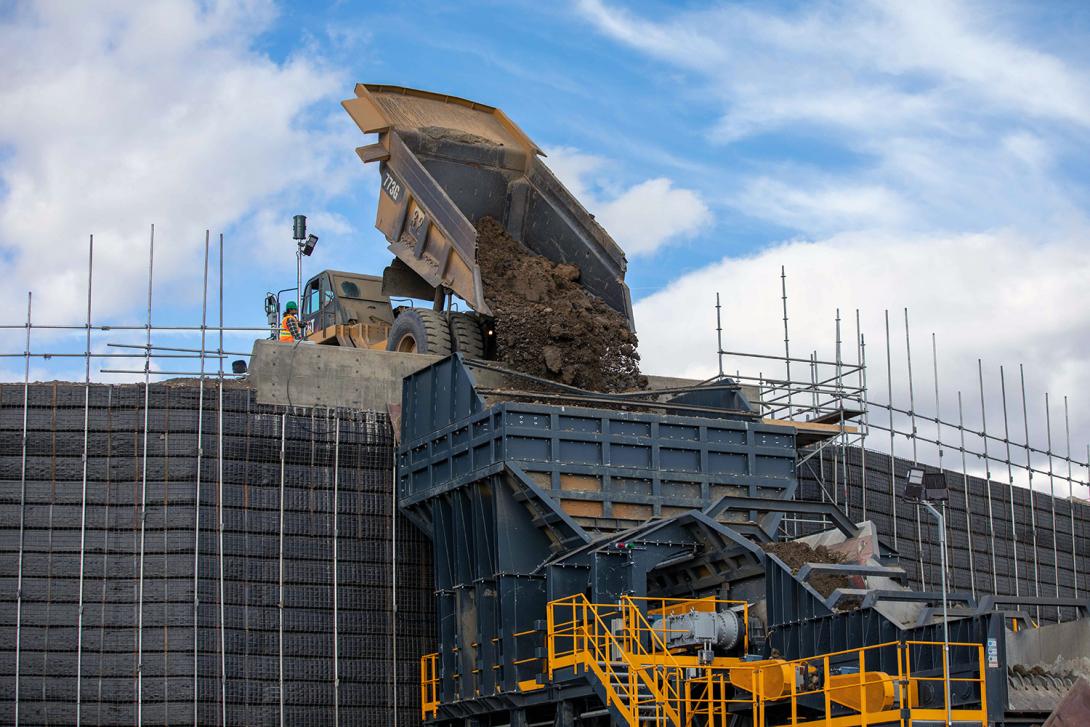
[342,84,633,325]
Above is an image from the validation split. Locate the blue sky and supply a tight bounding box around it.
[1,0,1090,488]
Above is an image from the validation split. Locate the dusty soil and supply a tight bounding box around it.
[763,541,859,606]
[475,217,644,392]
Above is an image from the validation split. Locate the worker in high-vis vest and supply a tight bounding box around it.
[279,301,303,342]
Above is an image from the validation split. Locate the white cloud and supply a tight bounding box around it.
[577,0,1090,484]
[575,0,1090,237]
[596,179,711,256]
[736,178,909,234]
[0,0,351,324]
[633,229,1090,497]
[544,148,711,256]
[577,0,1090,137]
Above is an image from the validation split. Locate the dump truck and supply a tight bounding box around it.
[271,83,635,358]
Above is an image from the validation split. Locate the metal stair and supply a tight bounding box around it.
[600,661,672,725]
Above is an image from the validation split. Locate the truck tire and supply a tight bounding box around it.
[386,309,452,355]
[448,312,486,358]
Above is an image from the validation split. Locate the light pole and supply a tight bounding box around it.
[904,467,953,726]
[291,214,319,309]
[293,215,306,305]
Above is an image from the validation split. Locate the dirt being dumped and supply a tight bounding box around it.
[475,217,644,392]
[763,541,858,605]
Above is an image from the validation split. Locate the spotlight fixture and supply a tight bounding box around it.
[300,233,319,257]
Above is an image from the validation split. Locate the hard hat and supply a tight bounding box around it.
[285,300,298,312]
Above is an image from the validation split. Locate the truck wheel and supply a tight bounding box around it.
[448,312,485,358]
[387,309,452,355]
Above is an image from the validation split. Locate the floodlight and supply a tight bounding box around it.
[923,471,949,502]
[300,233,319,256]
[903,467,926,500]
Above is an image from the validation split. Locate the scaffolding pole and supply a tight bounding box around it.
[193,231,210,727]
[1000,366,1020,597]
[715,293,724,378]
[75,235,93,726]
[978,360,1000,594]
[279,412,286,727]
[904,309,926,589]
[13,292,32,726]
[1019,365,1042,618]
[1045,393,1061,616]
[1064,398,1080,602]
[884,310,897,548]
[333,415,341,727]
[217,233,227,727]
[136,225,154,727]
[857,310,869,520]
[780,268,791,418]
[931,333,948,591]
[956,392,977,600]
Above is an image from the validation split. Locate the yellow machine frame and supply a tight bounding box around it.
[422,595,990,726]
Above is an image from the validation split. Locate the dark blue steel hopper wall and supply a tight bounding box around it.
[0,381,434,726]
[396,356,799,714]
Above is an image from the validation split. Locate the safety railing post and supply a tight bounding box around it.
[546,602,554,680]
[419,656,426,719]
[977,643,989,726]
[941,640,951,722]
[757,666,765,727]
[859,648,867,727]
[823,655,832,727]
[789,660,798,726]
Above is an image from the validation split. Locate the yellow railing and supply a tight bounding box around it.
[420,652,439,720]
[618,596,686,725]
[679,639,989,727]
[546,594,990,727]
[548,593,686,725]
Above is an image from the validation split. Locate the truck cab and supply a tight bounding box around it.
[299,270,394,349]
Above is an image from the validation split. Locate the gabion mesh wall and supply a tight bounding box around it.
[0,381,434,725]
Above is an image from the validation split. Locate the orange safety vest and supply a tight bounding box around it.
[279,313,301,342]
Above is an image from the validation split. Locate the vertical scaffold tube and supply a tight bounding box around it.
[904,309,926,589]
[931,333,946,590]
[978,360,999,594]
[1000,366,1020,596]
[856,311,868,521]
[333,416,341,727]
[780,269,791,417]
[217,234,227,726]
[136,225,154,727]
[76,235,93,726]
[957,392,977,599]
[884,311,897,549]
[1044,394,1061,613]
[1019,365,1041,618]
[193,232,210,726]
[14,292,32,726]
[1064,399,1078,601]
[278,413,286,727]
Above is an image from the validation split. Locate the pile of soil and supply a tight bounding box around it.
[763,541,859,606]
[475,217,644,392]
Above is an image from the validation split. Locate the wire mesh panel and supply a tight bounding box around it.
[0,381,434,726]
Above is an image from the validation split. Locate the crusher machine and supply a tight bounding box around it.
[397,355,1090,727]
